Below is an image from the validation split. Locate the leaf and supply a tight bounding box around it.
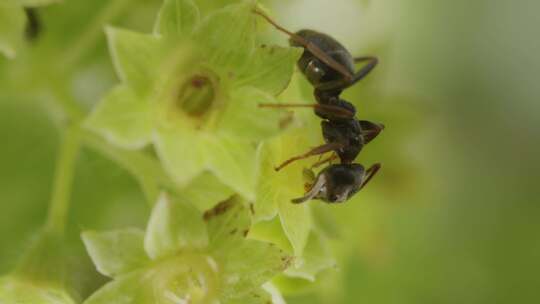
[81,228,150,278]
[105,27,164,94]
[235,45,303,96]
[0,276,76,304]
[154,0,200,37]
[0,2,25,59]
[144,194,208,260]
[193,2,256,75]
[204,195,250,251]
[217,239,292,300]
[153,128,207,186]
[85,85,154,149]
[219,86,284,141]
[204,135,258,201]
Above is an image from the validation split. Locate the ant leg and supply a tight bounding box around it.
[311,153,338,169]
[359,120,385,144]
[359,163,381,190]
[314,56,379,92]
[354,56,377,63]
[252,8,353,81]
[258,103,355,119]
[275,142,344,171]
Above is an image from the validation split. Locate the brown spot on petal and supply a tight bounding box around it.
[203,196,235,221]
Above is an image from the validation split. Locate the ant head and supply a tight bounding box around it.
[359,120,385,144]
[289,29,318,48]
[292,164,366,204]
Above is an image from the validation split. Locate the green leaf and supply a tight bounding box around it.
[85,85,154,149]
[204,195,250,251]
[0,276,76,304]
[105,27,164,94]
[193,2,256,74]
[219,86,284,141]
[154,0,200,37]
[81,228,150,278]
[17,0,62,7]
[217,239,292,300]
[154,128,206,186]
[235,45,303,96]
[144,194,208,259]
[204,135,258,200]
[0,2,25,59]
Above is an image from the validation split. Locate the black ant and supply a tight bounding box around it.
[254,9,384,204]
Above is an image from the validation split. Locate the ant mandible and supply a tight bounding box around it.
[253,8,384,204]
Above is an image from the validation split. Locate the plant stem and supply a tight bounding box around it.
[45,125,82,235]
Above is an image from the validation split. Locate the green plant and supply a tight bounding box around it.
[0,0,335,303]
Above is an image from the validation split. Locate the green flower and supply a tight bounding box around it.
[85,0,302,200]
[82,194,291,304]
[0,0,60,58]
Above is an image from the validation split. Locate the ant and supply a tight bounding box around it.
[254,8,384,204]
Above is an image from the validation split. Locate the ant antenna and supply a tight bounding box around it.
[252,8,353,81]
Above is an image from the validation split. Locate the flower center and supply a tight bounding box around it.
[176,74,217,117]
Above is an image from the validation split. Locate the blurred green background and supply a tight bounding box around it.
[1,0,539,303]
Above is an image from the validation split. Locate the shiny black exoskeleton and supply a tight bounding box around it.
[293,163,380,204]
[254,9,384,203]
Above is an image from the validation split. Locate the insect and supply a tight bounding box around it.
[253,9,384,203]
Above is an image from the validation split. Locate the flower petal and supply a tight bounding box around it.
[204,195,250,251]
[105,27,164,94]
[144,194,208,260]
[216,239,291,301]
[235,45,303,96]
[154,128,207,186]
[154,0,200,37]
[219,87,285,141]
[81,228,150,278]
[203,135,258,201]
[85,85,153,149]
[192,2,256,75]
